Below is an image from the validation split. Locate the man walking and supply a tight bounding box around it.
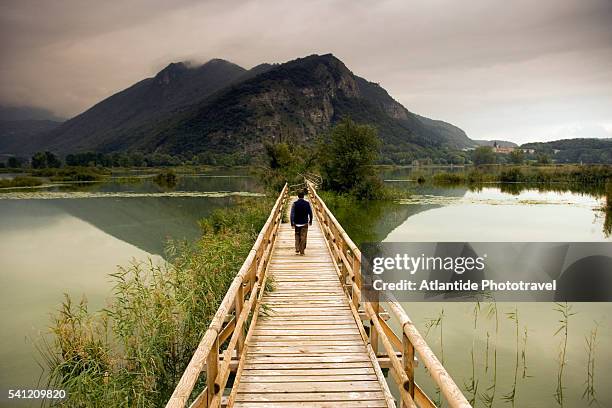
[290,190,313,256]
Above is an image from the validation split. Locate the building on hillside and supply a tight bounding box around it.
[492,142,515,154]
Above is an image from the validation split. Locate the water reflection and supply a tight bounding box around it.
[325,169,612,406]
[0,172,263,398]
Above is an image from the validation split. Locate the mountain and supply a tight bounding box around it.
[0,105,64,155]
[10,54,473,159]
[151,54,473,156]
[522,138,612,163]
[34,59,250,154]
[0,105,64,121]
[0,119,62,155]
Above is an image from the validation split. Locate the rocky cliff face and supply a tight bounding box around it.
[156,54,473,155]
[12,54,473,156]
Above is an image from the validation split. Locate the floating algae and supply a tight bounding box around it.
[0,191,265,200]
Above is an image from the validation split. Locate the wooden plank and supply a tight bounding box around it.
[242,362,375,370]
[250,335,363,342]
[234,401,388,408]
[244,355,372,364]
[236,381,383,393]
[239,374,377,382]
[241,368,375,376]
[234,391,386,402]
[226,195,397,408]
[246,346,367,354]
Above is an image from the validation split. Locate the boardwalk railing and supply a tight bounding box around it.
[167,176,470,408]
[306,179,471,408]
[166,183,288,408]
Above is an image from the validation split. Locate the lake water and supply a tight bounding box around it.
[0,170,263,403]
[327,167,612,407]
[1,166,610,407]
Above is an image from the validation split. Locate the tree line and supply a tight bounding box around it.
[1,150,255,169]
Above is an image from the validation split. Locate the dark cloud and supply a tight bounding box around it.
[1,0,611,142]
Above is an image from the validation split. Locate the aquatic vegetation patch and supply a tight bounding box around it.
[0,191,265,200]
[37,196,274,406]
[0,176,42,188]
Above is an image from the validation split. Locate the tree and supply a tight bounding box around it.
[264,142,293,170]
[449,154,465,165]
[509,149,524,164]
[472,146,496,166]
[8,156,22,168]
[45,151,61,168]
[537,153,551,164]
[318,117,385,199]
[31,152,47,169]
[32,151,61,168]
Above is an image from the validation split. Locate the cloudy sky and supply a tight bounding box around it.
[1,0,611,143]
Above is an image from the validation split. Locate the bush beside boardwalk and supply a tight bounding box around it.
[39,197,273,407]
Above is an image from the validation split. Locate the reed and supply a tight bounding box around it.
[554,302,575,406]
[464,302,480,406]
[583,321,599,405]
[0,176,42,188]
[502,307,519,406]
[424,308,445,407]
[480,301,499,408]
[153,169,178,188]
[38,197,273,407]
[521,326,529,379]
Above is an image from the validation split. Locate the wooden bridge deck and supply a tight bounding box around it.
[166,181,470,408]
[228,197,392,407]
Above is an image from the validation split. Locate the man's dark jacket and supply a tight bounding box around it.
[290,198,313,225]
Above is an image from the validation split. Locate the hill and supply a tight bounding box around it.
[0,105,64,121]
[5,54,474,162]
[32,59,250,154]
[151,54,474,158]
[522,138,612,163]
[0,119,62,155]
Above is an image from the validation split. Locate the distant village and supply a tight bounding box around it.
[491,142,536,155]
[463,142,539,155]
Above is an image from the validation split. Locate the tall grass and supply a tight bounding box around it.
[480,301,499,408]
[583,321,599,405]
[38,197,273,407]
[425,308,445,407]
[502,307,519,406]
[32,166,108,181]
[0,176,42,188]
[153,169,178,188]
[554,302,575,406]
[465,302,480,406]
[521,326,529,379]
[431,165,612,191]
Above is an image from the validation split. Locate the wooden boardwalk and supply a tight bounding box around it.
[228,198,393,407]
[166,179,470,408]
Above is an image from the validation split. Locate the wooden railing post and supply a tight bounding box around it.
[370,290,380,355]
[235,284,245,355]
[351,254,361,311]
[402,332,415,404]
[206,336,219,405]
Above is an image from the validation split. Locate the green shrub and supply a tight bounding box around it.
[0,176,42,188]
[39,196,273,407]
[153,169,178,188]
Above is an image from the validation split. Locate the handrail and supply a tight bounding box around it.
[306,180,471,408]
[166,183,288,408]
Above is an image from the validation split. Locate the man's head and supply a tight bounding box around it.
[298,191,305,199]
